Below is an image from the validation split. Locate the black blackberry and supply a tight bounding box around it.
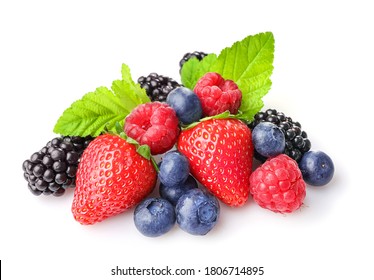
[22,136,93,196]
[179,51,208,73]
[248,109,311,162]
[138,73,180,102]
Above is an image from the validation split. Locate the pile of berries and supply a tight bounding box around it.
[22,51,335,237]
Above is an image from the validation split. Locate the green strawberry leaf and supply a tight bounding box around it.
[180,32,275,122]
[53,64,150,137]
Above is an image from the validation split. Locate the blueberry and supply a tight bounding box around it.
[159,151,190,187]
[159,175,198,206]
[299,150,334,186]
[166,87,203,125]
[176,189,220,235]
[252,122,285,158]
[134,198,176,237]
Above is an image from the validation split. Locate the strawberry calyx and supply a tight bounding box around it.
[112,122,159,172]
[181,110,247,131]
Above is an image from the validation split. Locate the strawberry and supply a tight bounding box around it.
[72,134,157,225]
[177,118,253,207]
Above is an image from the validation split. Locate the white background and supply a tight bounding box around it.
[1,0,373,279]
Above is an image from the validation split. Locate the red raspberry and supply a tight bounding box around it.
[193,72,242,116]
[124,102,180,155]
[249,154,306,213]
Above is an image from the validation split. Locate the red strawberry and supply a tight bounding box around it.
[177,118,253,207]
[72,134,157,225]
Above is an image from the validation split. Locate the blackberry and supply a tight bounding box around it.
[179,51,208,73]
[138,73,180,102]
[248,109,311,162]
[22,136,93,196]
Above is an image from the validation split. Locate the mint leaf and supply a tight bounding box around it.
[212,32,274,121]
[53,86,129,137]
[112,64,150,106]
[181,53,217,89]
[53,64,150,137]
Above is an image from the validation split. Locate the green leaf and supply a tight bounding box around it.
[53,86,127,137]
[212,32,274,121]
[53,64,150,137]
[111,64,150,106]
[181,53,217,89]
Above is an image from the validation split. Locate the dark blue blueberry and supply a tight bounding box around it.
[159,151,190,187]
[166,87,203,125]
[159,175,198,206]
[176,188,220,236]
[134,197,176,237]
[299,150,334,186]
[252,122,285,158]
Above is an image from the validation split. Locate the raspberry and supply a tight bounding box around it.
[22,136,93,196]
[193,72,242,117]
[179,51,208,73]
[124,102,180,155]
[138,73,180,102]
[248,109,311,162]
[249,154,306,213]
